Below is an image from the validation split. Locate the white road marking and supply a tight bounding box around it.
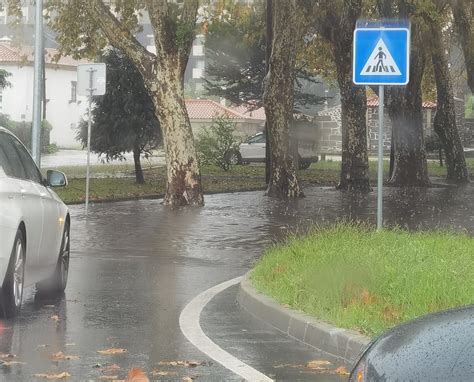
[179,276,274,382]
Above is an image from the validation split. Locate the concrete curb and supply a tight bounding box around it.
[237,272,371,366]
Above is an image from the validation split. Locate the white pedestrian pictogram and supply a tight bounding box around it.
[360,39,401,76]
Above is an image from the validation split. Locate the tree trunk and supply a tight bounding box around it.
[265,0,273,185]
[386,23,430,186]
[87,0,203,207]
[147,65,203,207]
[451,0,474,93]
[332,2,370,192]
[133,144,144,184]
[263,0,303,199]
[429,19,469,183]
[336,74,370,191]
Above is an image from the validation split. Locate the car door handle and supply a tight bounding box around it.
[20,188,26,198]
[40,192,48,198]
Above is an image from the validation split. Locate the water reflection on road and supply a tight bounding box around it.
[0,185,472,381]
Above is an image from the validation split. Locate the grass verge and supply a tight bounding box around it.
[47,157,474,204]
[251,222,474,337]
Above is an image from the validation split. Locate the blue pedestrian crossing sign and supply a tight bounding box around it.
[353,24,410,85]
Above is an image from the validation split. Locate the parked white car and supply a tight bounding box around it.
[229,132,318,169]
[0,127,70,317]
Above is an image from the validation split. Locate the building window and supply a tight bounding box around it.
[70,81,77,103]
[192,44,204,56]
[192,68,204,79]
[196,60,205,69]
[192,36,205,57]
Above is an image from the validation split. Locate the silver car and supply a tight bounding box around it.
[230,132,318,170]
[0,127,70,317]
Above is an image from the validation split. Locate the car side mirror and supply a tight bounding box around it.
[47,170,68,187]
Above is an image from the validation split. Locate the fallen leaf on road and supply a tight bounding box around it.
[97,348,127,355]
[50,315,60,322]
[32,371,71,379]
[273,363,306,369]
[182,378,194,382]
[0,353,16,359]
[186,361,205,367]
[65,343,75,347]
[101,364,121,373]
[50,352,80,361]
[1,360,25,366]
[158,360,206,368]
[44,305,55,308]
[151,370,177,376]
[37,344,49,348]
[306,360,332,369]
[334,366,349,375]
[125,367,149,382]
[99,376,118,380]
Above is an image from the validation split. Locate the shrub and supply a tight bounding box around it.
[1,114,52,153]
[195,116,241,171]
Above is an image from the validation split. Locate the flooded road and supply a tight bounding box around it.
[0,185,472,381]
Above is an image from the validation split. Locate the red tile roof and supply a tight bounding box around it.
[185,99,247,120]
[367,95,437,109]
[0,43,89,67]
[229,104,266,120]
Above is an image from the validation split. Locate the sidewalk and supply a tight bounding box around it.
[41,149,165,168]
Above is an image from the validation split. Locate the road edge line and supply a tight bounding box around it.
[179,276,274,382]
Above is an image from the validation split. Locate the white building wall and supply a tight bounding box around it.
[45,66,88,148]
[0,63,88,148]
[0,64,33,121]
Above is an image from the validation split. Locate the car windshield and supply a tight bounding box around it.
[247,134,266,144]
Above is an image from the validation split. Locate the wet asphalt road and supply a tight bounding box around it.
[0,184,473,381]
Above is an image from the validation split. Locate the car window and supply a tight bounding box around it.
[0,132,27,179]
[248,134,266,144]
[11,136,43,184]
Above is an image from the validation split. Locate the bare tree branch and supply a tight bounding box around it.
[145,0,172,56]
[179,0,199,70]
[88,0,155,77]
[450,0,474,93]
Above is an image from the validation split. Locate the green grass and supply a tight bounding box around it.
[46,157,474,204]
[54,169,266,204]
[251,222,474,337]
[55,177,167,204]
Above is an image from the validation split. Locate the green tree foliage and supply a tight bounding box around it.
[76,48,161,184]
[1,114,53,153]
[195,116,241,171]
[39,0,204,206]
[0,69,11,90]
[466,95,474,117]
[203,2,324,111]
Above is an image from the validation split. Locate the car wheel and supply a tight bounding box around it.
[1,229,25,318]
[227,151,243,165]
[36,222,70,295]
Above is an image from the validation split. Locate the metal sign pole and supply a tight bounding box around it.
[377,85,384,231]
[31,0,43,166]
[85,68,96,216]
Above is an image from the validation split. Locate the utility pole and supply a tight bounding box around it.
[32,0,44,166]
